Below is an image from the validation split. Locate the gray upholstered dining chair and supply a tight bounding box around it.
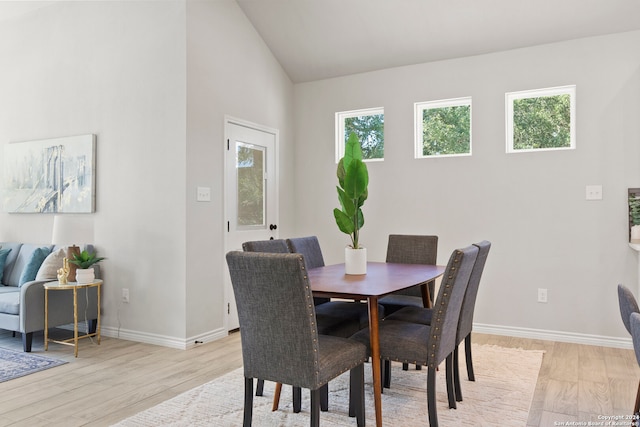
[629,312,640,417]
[242,239,290,254]
[241,238,293,399]
[351,245,479,427]
[385,240,491,402]
[378,234,438,372]
[379,234,438,314]
[226,251,366,427]
[618,284,640,335]
[618,284,640,416]
[243,237,361,411]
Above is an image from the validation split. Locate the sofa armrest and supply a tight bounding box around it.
[20,280,51,333]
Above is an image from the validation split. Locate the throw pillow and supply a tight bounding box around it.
[0,248,12,285]
[35,248,66,281]
[19,247,51,286]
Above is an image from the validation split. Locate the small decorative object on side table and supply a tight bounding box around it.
[57,258,70,284]
[44,279,102,357]
[68,250,105,285]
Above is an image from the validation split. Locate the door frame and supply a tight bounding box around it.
[223,115,280,331]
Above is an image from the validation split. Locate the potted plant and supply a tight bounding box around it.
[630,194,640,243]
[69,250,105,284]
[334,132,369,274]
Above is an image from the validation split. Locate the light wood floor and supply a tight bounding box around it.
[0,329,637,426]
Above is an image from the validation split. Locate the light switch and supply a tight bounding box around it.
[197,186,211,202]
[585,185,602,201]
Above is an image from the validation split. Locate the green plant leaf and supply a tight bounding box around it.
[336,186,355,216]
[343,159,368,199]
[334,208,355,235]
[68,250,106,269]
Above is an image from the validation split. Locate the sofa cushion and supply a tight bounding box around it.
[0,248,12,284]
[19,247,51,286]
[0,242,23,286]
[36,248,66,281]
[0,291,19,315]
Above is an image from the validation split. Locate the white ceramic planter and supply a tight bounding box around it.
[75,267,95,284]
[345,247,367,275]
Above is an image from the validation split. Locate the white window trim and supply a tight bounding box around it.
[414,97,472,159]
[505,85,576,154]
[335,107,384,163]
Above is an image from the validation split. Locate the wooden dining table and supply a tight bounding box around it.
[308,261,446,427]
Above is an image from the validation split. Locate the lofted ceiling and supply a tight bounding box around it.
[1,1,639,84]
[236,0,640,83]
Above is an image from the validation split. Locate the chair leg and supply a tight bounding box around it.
[416,364,422,370]
[349,364,365,427]
[256,379,265,396]
[402,362,409,370]
[427,367,439,427]
[634,380,640,416]
[383,359,390,389]
[243,377,254,427]
[465,333,475,381]
[293,386,302,413]
[446,354,457,409]
[320,383,328,411]
[454,345,463,402]
[272,382,282,411]
[310,388,320,427]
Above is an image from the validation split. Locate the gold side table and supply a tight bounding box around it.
[44,279,102,357]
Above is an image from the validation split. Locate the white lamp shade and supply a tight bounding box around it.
[52,215,94,246]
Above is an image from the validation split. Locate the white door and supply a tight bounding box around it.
[224,117,279,331]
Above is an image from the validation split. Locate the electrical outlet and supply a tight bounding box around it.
[122,288,130,303]
[537,288,547,303]
[586,185,602,200]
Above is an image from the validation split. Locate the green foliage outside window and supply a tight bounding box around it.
[422,105,470,156]
[237,145,264,226]
[344,114,384,160]
[513,94,571,150]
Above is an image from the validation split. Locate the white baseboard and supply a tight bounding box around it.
[100,325,228,350]
[474,322,632,350]
[96,322,632,351]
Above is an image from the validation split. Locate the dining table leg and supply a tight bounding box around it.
[367,296,383,427]
[420,282,433,308]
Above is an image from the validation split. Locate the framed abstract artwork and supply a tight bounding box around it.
[3,134,96,213]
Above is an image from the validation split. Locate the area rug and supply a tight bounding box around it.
[113,344,544,426]
[0,347,67,383]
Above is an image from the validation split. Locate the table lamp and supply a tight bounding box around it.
[51,215,94,282]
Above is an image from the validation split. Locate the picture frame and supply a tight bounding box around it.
[3,134,96,213]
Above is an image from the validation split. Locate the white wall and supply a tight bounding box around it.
[0,1,189,341]
[293,31,640,345]
[0,0,295,347]
[185,0,294,339]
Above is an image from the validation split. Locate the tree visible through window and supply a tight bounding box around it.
[336,108,384,162]
[506,86,575,153]
[415,97,472,158]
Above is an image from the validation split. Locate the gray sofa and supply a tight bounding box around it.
[0,242,99,352]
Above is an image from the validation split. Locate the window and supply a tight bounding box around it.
[506,85,575,153]
[335,107,384,162]
[414,97,472,158]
